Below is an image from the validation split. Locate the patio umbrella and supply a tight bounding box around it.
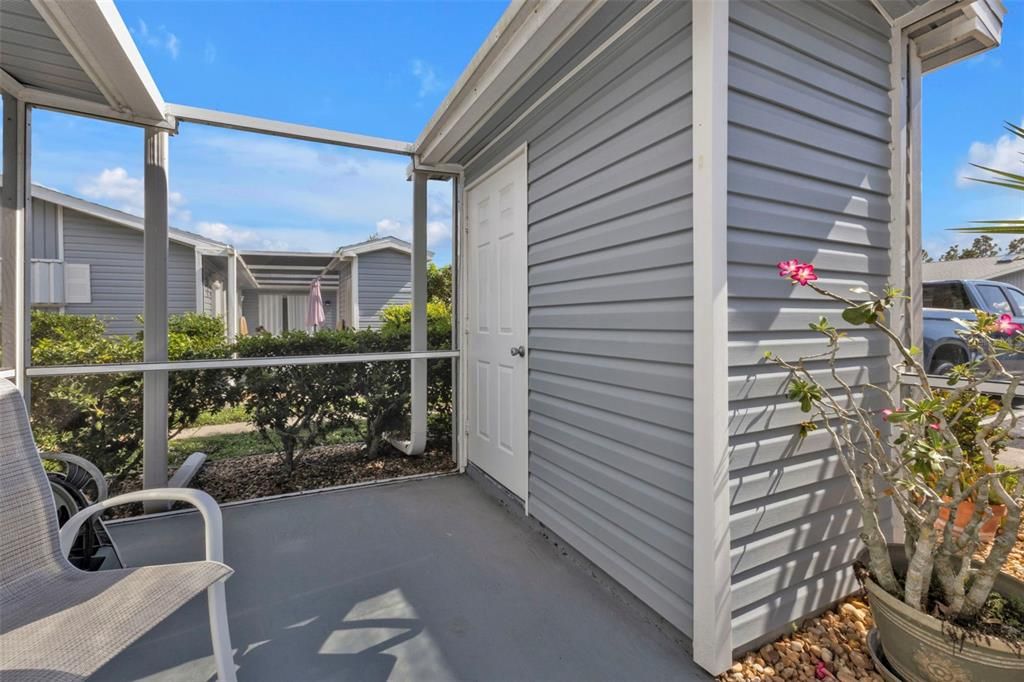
[306,278,326,332]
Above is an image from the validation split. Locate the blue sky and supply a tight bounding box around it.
[28,0,509,266]
[17,1,1024,267]
[921,1,1024,258]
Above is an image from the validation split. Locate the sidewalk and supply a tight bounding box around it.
[171,421,254,440]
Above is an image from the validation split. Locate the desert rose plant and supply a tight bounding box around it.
[766,259,1024,621]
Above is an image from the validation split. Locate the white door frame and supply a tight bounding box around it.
[460,143,530,512]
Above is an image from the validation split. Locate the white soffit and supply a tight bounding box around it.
[908,0,1007,72]
[1,0,165,123]
[415,0,603,166]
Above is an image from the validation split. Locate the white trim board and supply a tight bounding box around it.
[690,0,732,675]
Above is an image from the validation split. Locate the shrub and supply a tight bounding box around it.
[30,310,235,476]
[31,301,457,479]
[427,262,452,305]
[234,329,361,474]
[378,300,453,449]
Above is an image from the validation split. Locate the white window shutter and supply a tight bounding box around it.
[64,264,92,304]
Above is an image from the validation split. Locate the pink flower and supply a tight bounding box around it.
[995,313,1023,335]
[777,259,818,286]
[881,409,896,421]
[791,264,818,286]
[778,259,802,278]
[928,422,941,431]
[815,661,832,680]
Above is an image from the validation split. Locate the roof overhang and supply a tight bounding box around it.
[1,0,167,127]
[236,251,342,290]
[27,182,228,252]
[906,0,1006,72]
[418,0,1009,167]
[415,0,604,166]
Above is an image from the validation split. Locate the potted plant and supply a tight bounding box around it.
[767,259,1024,681]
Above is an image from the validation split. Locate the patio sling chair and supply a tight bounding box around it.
[0,380,237,681]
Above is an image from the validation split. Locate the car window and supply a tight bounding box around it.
[1005,287,1024,316]
[922,282,970,309]
[977,284,1013,315]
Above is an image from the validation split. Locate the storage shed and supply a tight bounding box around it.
[415,0,1006,673]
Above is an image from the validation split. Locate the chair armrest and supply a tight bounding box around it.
[59,488,225,563]
[42,452,109,501]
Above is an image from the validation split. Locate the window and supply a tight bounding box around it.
[976,284,1013,315]
[1005,287,1024,316]
[922,282,970,310]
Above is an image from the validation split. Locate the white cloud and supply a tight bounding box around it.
[956,120,1024,188]
[78,167,188,222]
[411,59,443,99]
[204,41,217,65]
[132,19,180,59]
[195,221,291,251]
[66,129,455,264]
[375,217,450,249]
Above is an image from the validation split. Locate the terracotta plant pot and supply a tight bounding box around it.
[934,499,1006,542]
[863,545,1024,682]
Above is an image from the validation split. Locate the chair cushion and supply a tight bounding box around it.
[0,561,232,682]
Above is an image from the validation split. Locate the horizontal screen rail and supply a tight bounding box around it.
[26,350,460,377]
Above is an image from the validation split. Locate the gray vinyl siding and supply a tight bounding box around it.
[357,250,411,329]
[30,199,60,260]
[62,208,197,336]
[994,271,1024,291]
[464,1,695,639]
[337,261,353,329]
[725,0,893,648]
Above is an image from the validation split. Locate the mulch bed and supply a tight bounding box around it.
[718,529,1024,682]
[108,443,456,517]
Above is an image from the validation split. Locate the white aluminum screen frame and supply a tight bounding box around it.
[1,98,459,491]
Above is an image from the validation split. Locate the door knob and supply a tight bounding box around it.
[510,345,525,357]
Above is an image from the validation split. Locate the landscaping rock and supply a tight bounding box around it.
[717,528,1024,681]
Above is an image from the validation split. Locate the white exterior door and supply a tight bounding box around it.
[466,146,529,502]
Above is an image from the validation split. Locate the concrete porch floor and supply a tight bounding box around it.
[95,474,710,681]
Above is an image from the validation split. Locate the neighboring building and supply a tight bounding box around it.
[22,185,246,337]
[238,236,421,333]
[923,255,1024,289]
[19,185,421,336]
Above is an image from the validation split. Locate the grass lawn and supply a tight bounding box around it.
[169,425,362,466]
[193,405,249,427]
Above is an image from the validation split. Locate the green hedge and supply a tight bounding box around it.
[234,301,453,473]
[30,302,453,477]
[31,311,236,476]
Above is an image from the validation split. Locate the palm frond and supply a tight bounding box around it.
[956,121,1024,235]
[952,223,1024,235]
[968,163,1024,183]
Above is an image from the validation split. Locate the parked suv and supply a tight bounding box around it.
[924,279,1024,375]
